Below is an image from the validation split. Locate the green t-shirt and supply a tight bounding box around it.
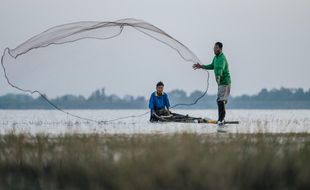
[202,53,231,85]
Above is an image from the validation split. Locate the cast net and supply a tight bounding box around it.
[1,18,209,122]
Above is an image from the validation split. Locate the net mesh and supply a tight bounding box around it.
[8,18,201,63]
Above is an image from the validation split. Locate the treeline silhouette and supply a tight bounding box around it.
[1,87,310,109]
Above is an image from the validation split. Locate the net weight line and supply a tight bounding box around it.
[2,48,209,124]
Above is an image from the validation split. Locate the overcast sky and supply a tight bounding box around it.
[1,0,310,98]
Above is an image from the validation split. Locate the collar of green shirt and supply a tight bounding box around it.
[216,52,223,57]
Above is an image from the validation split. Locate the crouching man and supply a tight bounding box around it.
[148,81,171,122]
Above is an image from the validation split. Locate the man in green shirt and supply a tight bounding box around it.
[193,42,231,127]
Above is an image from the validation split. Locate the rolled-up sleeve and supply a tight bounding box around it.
[165,94,170,108]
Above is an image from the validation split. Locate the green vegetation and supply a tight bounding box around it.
[1,87,310,109]
[1,133,310,190]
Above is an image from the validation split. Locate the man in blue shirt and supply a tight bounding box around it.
[149,81,171,121]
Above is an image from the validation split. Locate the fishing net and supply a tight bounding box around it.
[1,18,209,122]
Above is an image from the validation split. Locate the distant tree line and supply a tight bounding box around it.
[1,87,310,109]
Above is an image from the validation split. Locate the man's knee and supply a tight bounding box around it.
[217,99,227,104]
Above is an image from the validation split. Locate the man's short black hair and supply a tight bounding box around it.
[215,42,223,49]
[156,81,164,87]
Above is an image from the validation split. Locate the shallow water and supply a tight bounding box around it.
[0,109,309,134]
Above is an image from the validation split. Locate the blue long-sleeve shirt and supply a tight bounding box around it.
[148,92,170,113]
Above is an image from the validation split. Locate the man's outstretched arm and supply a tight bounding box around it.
[193,61,214,70]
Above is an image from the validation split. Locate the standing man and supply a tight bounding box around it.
[192,42,231,127]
